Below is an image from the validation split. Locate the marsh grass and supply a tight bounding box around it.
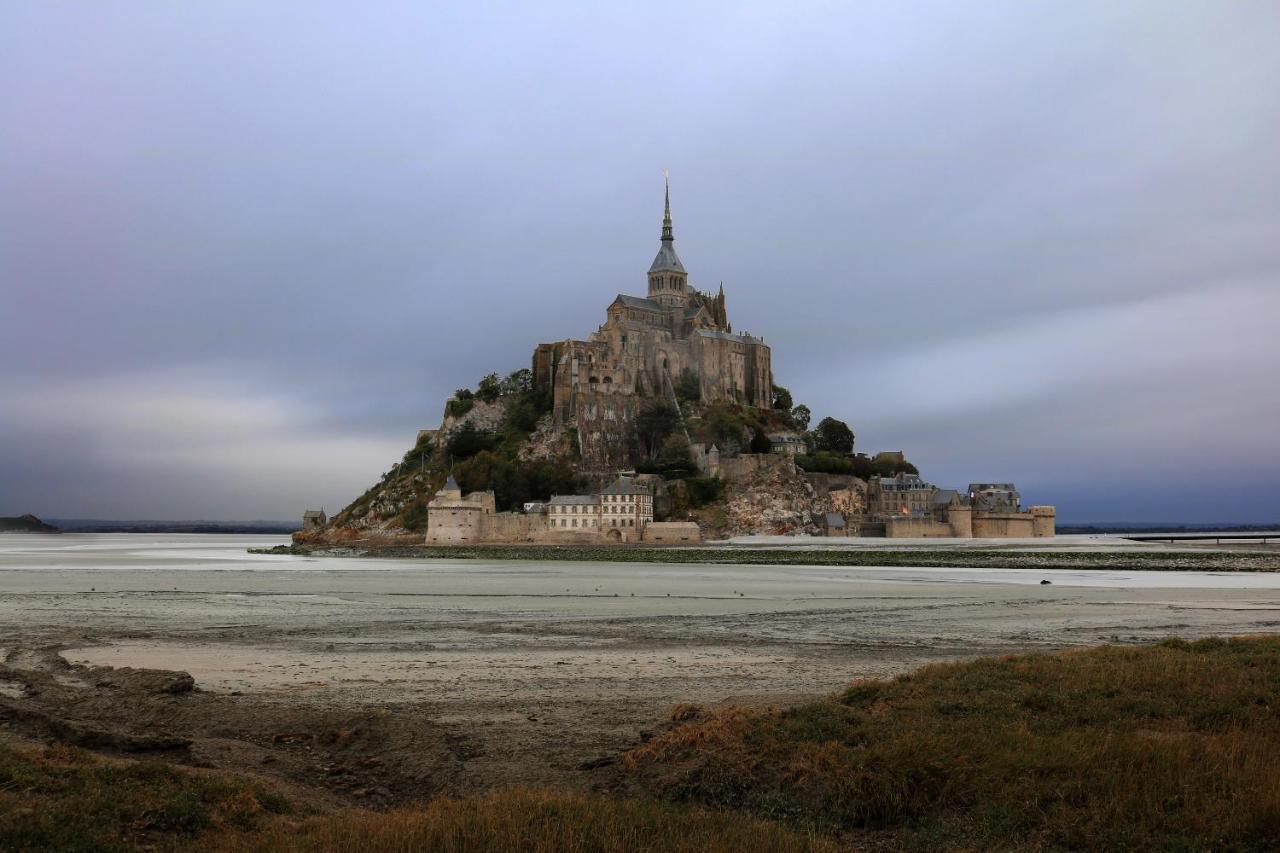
[6,639,1280,851]
[625,636,1280,850]
[0,742,289,852]
[212,788,835,852]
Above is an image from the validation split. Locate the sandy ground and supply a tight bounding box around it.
[3,533,1280,805]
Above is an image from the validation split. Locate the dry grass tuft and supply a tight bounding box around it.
[625,636,1280,850]
[207,787,835,853]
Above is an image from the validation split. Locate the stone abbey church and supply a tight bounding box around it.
[532,182,773,463]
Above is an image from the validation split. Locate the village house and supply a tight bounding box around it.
[548,476,654,542]
[867,473,937,517]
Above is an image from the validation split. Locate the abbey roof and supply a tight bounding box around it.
[648,241,686,274]
[612,294,665,312]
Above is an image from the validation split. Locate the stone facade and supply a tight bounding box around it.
[546,476,654,543]
[968,483,1022,512]
[863,476,1054,539]
[425,476,497,544]
[301,509,327,531]
[532,182,772,466]
[768,432,807,456]
[867,473,936,517]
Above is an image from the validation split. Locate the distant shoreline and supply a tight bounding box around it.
[45,520,300,535]
[260,542,1280,571]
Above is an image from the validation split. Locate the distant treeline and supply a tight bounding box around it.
[49,519,300,534]
[1058,523,1280,534]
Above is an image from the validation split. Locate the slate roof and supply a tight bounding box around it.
[825,512,846,528]
[613,294,665,312]
[694,329,762,344]
[548,495,596,506]
[602,476,648,495]
[649,241,686,274]
[933,489,960,506]
[443,475,459,491]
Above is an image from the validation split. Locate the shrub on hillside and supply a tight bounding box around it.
[795,451,854,475]
[446,423,498,460]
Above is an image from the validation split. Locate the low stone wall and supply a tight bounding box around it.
[884,517,954,538]
[643,522,702,544]
[972,512,1035,538]
[717,452,794,483]
[486,512,542,543]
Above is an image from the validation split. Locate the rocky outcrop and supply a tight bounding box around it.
[718,459,831,537]
[440,397,507,438]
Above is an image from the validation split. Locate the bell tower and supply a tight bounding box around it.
[647,175,688,308]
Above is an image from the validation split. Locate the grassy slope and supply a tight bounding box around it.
[0,742,290,851]
[6,639,1280,851]
[0,743,828,853]
[625,637,1280,850]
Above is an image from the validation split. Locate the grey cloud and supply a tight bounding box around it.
[1,2,1278,521]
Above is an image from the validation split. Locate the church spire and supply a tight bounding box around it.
[661,172,673,242]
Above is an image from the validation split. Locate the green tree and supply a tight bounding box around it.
[446,423,497,461]
[790,404,811,431]
[705,407,745,448]
[500,369,533,395]
[636,402,680,457]
[812,417,855,454]
[476,372,502,403]
[795,451,855,475]
[685,476,724,507]
[772,385,793,412]
[872,456,918,477]
[675,369,701,404]
[749,428,772,454]
[500,396,541,436]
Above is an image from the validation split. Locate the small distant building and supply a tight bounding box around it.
[301,509,327,531]
[931,489,963,521]
[426,476,496,544]
[522,501,547,515]
[600,475,653,532]
[873,450,905,467]
[547,495,599,531]
[547,476,655,542]
[643,521,702,543]
[867,473,936,517]
[967,483,1021,512]
[768,432,807,456]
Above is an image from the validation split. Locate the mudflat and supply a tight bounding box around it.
[3,533,1280,806]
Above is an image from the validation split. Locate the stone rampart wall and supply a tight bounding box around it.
[884,517,955,538]
[971,513,1035,538]
[717,452,794,483]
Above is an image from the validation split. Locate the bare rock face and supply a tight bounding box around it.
[720,459,830,536]
[518,413,574,462]
[440,397,507,439]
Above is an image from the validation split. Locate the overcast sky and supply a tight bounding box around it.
[2,2,1278,523]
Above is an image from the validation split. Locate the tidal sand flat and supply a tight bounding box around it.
[4,533,1280,804]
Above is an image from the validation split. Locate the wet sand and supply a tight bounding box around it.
[3,533,1280,803]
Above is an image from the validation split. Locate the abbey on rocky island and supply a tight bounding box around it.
[532,180,773,436]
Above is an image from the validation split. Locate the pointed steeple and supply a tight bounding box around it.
[649,173,686,276]
[661,174,674,242]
